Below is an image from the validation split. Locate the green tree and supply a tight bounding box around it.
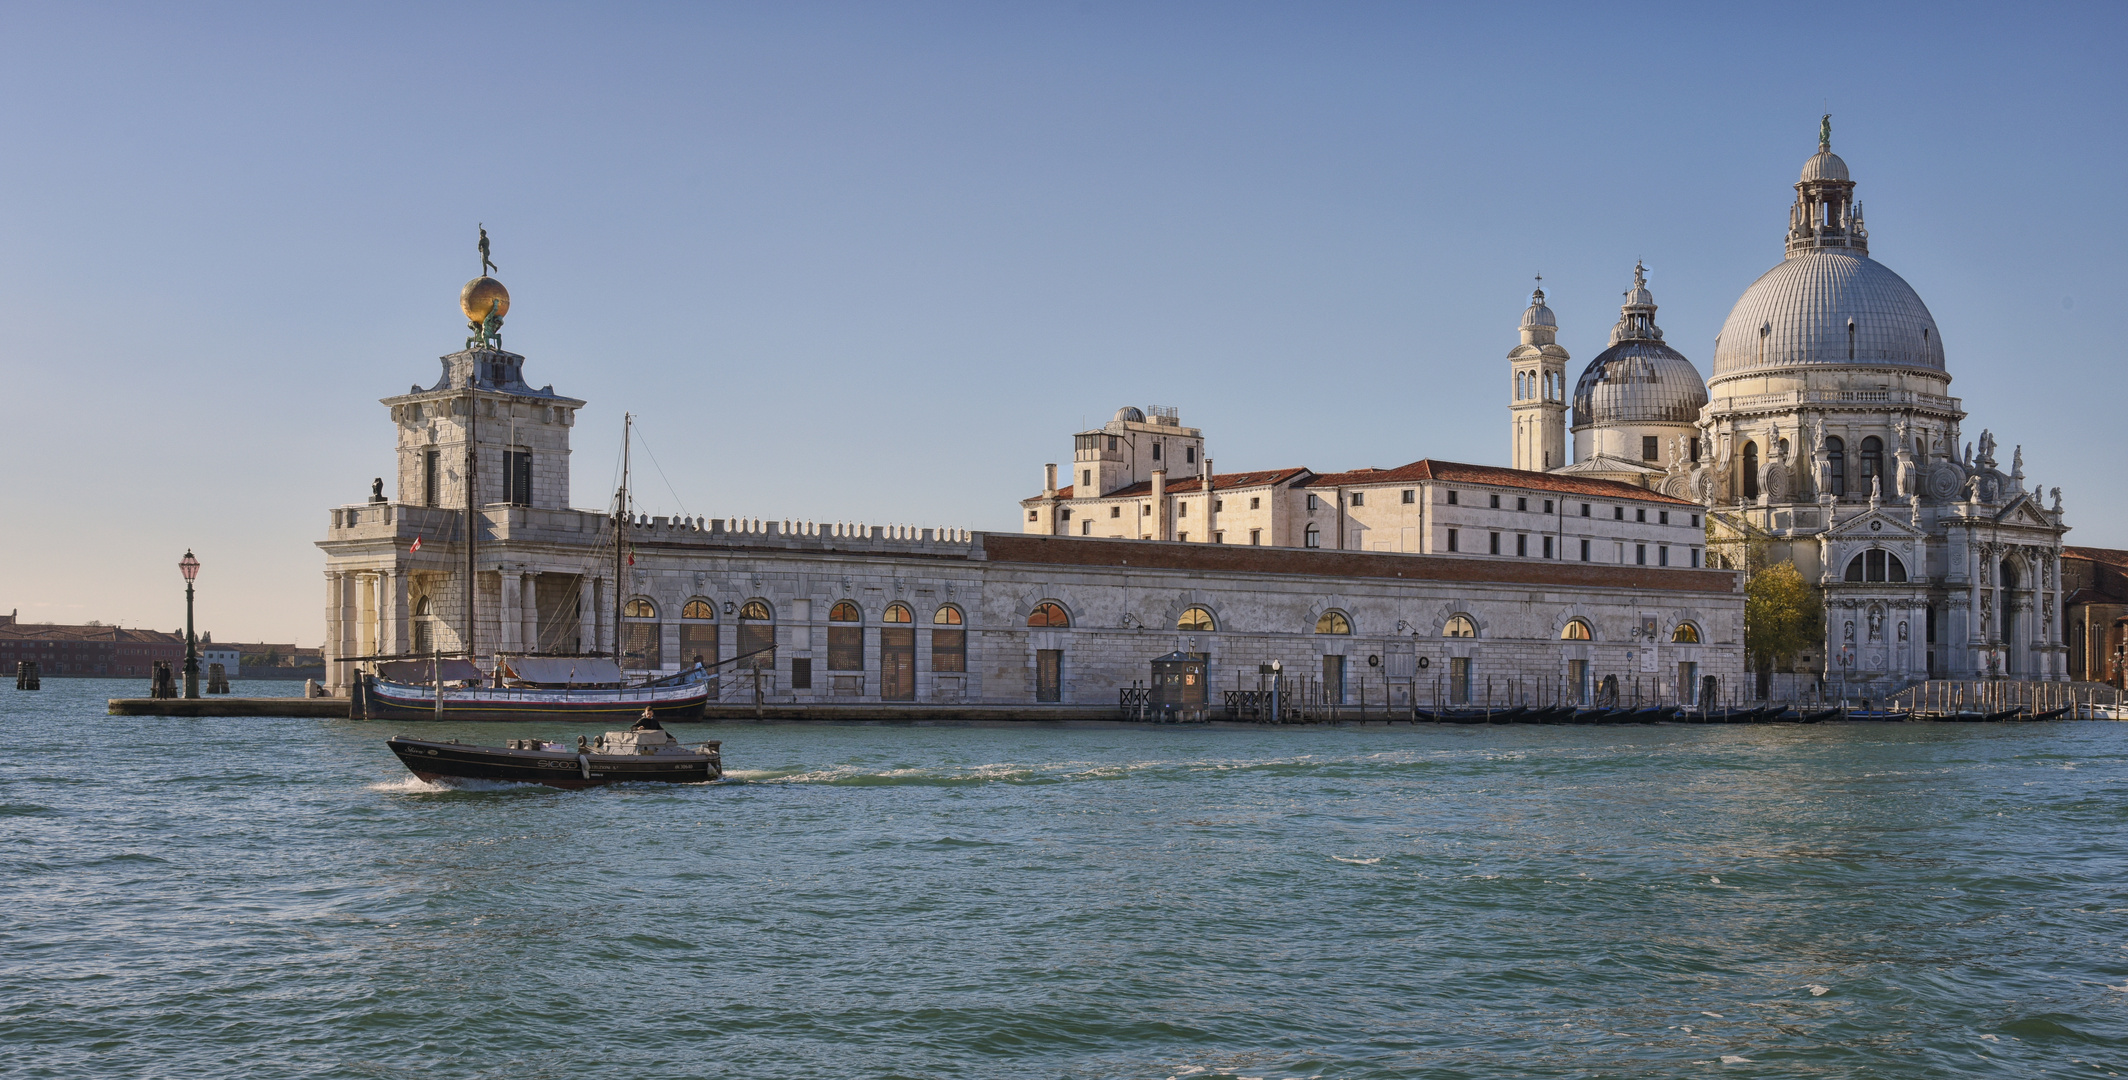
[1745,560,1823,671]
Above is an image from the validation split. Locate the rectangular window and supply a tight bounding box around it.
[931,628,966,672]
[1111,506,1121,518]
[881,627,915,701]
[1250,497,1260,509]
[1636,508,1647,523]
[1580,503,1590,517]
[1035,650,1063,702]
[1179,502,1189,516]
[422,449,440,507]
[1249,529,1262,545]
[1517,497,1527,511]
[1642,435,1660,461]
[1185,446,1196,464]
[502,450,532,506]
[1543,536,1554,559]
[1177,532,1188,542]
[790,657,812,690]
[1659,546,1670,566]
[1690,438,1702,463]
[1636,544,1647,565]
[1447,529,1459,552]
[828,626,863,671]
[1691,514,1700,527]
[1516,534,1527,556]
[1447,490,1459,505]
[1107,436,1117,451]
[1350,492,1364,506]
[1141,504,1151,516]
[1659,511,1670,525]
[1690,548,1700,568]
[1614,506,1625,520]
[1401,489,1415,504]
[1489,532,1501,555]
[1307,494,1320,511]
[1152,442,1161,460]
[1082,469,1091,487]
[1214,499,1224,511]
[1061,509,1071,520]
[1027,510,1038,521]
[1213,531,1224,543]
[1489,493,1501,509]
[1543,500,1553,513]
[1081,520,1091,535]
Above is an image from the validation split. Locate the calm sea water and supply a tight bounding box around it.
[4,679,2127,1078]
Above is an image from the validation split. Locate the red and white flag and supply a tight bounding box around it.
[410,536,422,553]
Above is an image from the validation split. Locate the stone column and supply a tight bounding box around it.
[324,572,344,690]
[579,575,596,656]
[499,567,521,653]
[358,573,378,658]
[382,569,408,658]
[523,574,539,654]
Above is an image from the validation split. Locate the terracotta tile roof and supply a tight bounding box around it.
[981,534,1737,594]
[2065,546,2128,568]
[0,624,182,643]
[1300,459,1700,505]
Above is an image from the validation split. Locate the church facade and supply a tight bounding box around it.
[1508,126,2069,688]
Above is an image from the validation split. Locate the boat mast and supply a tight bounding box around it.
[464,361,479,666]
[613,413,631,661]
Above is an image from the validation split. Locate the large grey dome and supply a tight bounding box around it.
[1800,150,1850,182]
[1113,406,1145,423]
[1572,340,1709,428]
[1711,250,1944,377]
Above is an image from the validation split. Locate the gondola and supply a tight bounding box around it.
[387,716,722,790]
[1843,708,1913,722]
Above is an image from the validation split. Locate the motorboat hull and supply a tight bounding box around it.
[387,736,721,789]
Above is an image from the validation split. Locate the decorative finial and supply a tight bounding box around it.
[478,224,497,276]
[1819,114,1831,153]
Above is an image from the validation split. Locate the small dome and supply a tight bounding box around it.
[1572,341,1709,428]
[461,277,510,324]
[1520,289,1556,329]
[1113,406,1145,423]
[1801,150,1850,183]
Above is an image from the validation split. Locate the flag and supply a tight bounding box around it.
[410,536,422,553]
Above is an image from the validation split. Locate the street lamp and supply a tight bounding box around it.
[178,550,201,699]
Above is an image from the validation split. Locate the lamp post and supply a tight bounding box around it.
[178,550,201,699]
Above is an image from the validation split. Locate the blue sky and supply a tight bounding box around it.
[1,2,2121,643]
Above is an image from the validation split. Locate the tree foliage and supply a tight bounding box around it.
[1745,561,1822,670]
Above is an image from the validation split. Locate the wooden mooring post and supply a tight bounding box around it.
[15,661,39,690]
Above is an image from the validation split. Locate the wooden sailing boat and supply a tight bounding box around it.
[351,399,717,720]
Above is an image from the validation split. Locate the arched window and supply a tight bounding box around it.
[1315,611,1351,635]
[933,605,963,625]
[1444,614,1477,638]
[1859,436,1884,494]
[882,603,912,623]
[827,601,863,672]
[1742,442,1760,500]
[1671,622,1700,644]
[1304,525,1321,549]
[681,599,714,620]
[829,601,862,622]
[736,600,774,670]
[1177,606,1216,632]
[1027,602,1070,628]
[680,600,716,667]
[1825,436,1846,497]
[1843,550,1909,583]
[411,596,433,654]
[1560,619,1591,640]
[621,599,661,669]
[931,605,965,672]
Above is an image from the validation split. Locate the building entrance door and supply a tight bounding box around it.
[881,627,915,701]
[1035,649,1062,702]
[1321,655,1345,705]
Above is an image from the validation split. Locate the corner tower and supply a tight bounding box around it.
[1507,288,1568,471]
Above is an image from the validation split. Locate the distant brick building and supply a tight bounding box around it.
[2062,547,2128,684]
[0,614,185,677]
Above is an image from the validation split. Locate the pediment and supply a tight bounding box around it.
[1825,507,1925,540]
[1993,495,2056,530]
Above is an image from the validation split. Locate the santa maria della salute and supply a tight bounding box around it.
[321,124,2066,713]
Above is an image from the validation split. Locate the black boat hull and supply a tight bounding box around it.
[387,736,721,789]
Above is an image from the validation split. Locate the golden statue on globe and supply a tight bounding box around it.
[461,224,509,351]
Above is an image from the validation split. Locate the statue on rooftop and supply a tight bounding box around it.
[479,224,497,276]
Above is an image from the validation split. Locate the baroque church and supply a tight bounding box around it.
[1505,124,2069,688]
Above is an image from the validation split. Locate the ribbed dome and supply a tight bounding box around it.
[1113,406,1145,423]
[1801,150,1850,182]
[1521,289,1556,329]
[1572,341,1709,428]
[1711,250,1944,377]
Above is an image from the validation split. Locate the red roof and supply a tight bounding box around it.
[1303,459,1698,504]
[1029,459,1696,505]
[2065,546,2128,568]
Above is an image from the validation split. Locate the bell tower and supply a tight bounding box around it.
[1508,286,1569,471]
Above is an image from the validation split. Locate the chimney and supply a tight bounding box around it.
[1043,463,1058,498]
[1202,457,1213,541]
[1151,468,1167,541]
